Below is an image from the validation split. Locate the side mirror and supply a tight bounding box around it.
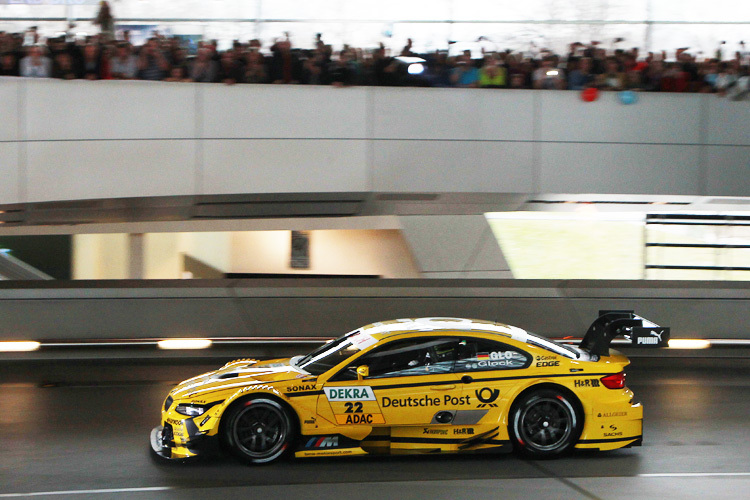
[356,365,369,380]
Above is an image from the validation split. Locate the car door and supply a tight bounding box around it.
[319,336,466,429]
[450,336,533,449]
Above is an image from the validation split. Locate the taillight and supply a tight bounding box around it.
[600,372,626,389]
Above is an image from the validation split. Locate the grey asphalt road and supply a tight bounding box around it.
[1,357,748,500]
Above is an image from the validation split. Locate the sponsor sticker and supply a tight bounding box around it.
[349,332,378,350]
[335,413,385,425]
[475,387,500,408]
[324,386,376,401]
[286,384,317,393]
[536,360,560,367]
[574,379,601,388]
[453,428,475,435]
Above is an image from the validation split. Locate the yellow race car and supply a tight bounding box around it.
[150,311,669,463]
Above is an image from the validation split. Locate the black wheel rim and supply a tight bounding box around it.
[518,397,572,451]
[232,402,287,459]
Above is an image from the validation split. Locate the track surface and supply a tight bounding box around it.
[1,358,749,499]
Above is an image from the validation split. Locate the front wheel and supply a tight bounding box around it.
[509,388,581,459]
[222,397,295,464]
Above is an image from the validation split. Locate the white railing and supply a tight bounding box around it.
[0,78,748,206]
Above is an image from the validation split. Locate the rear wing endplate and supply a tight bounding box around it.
[579,310,670,357]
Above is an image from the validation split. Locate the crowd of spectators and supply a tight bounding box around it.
[1,27,748,96]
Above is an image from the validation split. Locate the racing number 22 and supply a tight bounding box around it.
[344,402,363,413]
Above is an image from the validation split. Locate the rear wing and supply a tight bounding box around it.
[579,310,670,357]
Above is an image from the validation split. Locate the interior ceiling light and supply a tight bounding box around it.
[668,339,711,349]
[157,338,213,350]
[0,341,41,352]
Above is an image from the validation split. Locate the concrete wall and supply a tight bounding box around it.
[1,79,748,206]
[0,279,747,341]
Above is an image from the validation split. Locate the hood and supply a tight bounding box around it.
[169,357,309,400]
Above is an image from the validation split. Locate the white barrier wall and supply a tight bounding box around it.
[1,79,748,206]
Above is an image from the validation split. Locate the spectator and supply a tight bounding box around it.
[596,57,625,90]
[189,47,218,82]
[450,55,479,88]
[0,24,747,101]
[700,59,720,92]
[110,43,137,79]
[137,38,168,81]
[0,52,19,76]
[164,65,190,82]
[532,57,565,89]
[372,45,398,86]
[624,69,644,90]
[244,49,268,84]
[715,63,738,96]
[81,43,103,80]
[427,51,452,87]
[643,59,663,91]
[52,52,77,79]
[568,57,594,90]
[508,72,526,89]
[20,45,51,78]
[302,49,327,85]
[217,49,243,84]
[328,49,357,86]
[93,1,115,42]
[478,55,506,88]
[270,38,303,84]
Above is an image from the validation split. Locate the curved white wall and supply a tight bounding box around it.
[0,78,748,206]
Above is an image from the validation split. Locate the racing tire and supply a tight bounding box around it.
[509,388,582,459]
[221,397,296,465]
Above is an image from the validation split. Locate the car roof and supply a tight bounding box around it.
[357,317,530,344]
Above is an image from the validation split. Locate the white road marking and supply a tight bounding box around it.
[3,474,750,497]
[0,487,172,498]
[638,472,750,478]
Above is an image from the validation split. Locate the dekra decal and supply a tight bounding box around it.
[324,386,376,401]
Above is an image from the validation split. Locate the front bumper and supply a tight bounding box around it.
[150,424,219,460]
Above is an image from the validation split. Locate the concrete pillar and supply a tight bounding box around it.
[399,215,513,279]
[128,233,145,279]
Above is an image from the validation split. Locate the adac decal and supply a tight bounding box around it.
[324,386,376,401]
[287,384,317,393]
[475,387,500,408]
[574,379,601,388]
[335,413,385,425]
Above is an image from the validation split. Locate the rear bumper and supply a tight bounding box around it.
[576,401,643,451]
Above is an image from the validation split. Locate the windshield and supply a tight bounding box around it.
[297,329,376,375]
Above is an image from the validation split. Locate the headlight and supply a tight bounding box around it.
[175,404,207,417]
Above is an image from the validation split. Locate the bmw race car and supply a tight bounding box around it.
[151,311,669,463]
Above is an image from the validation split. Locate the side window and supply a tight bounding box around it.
[454,338,531,372]
[332,337,459,380]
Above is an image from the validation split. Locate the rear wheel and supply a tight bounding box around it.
[222,397,295,464]
[509,388,581,459]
